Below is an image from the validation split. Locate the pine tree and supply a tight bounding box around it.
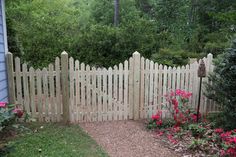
[206,39,236,130]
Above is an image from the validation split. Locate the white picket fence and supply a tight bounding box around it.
[6,51,217,123]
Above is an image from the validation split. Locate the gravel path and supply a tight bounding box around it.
[80,120,179,157]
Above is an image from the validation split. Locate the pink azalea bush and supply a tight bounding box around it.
[164,89,200,127]
[0,102,24,131]
[147,89,236,156]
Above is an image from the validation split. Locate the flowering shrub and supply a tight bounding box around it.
[216,129,236,156]
[147,89,236,156]
[164,89,200,127]
[147,111,162,129]
[0,102,24,132]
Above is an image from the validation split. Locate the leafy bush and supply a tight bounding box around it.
[151,48,198,66]
[188,124,206,138]
[205,39,236,130]
[0,102,24,132]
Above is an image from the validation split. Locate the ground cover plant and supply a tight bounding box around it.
[147,89,236,157]
[1,123,108,157]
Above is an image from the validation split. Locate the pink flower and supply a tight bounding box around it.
[13,108,24,118]
[172,98,178,107]
[156,120,162,126]
[220,131,232,141]
[229,137,236,144]
[157,131,164,136]
[0,102,6,108]
[214,128,224,134]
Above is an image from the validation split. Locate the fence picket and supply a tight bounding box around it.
[69,57,75,122]
[36,69,42,121]
[108,67,113,121]
[97,68,102,121]
[75,60,80,121]
[124,61,128,120]
[140,57,145,119]
[55,57,61,122]
[80,63,85,122]
[158,64,163,111]
[86,65,91,122]
[144,59,150,118]
[118,63,123,120]
[102,68,108,121]
[128,58,133,119]
[113,66,118,120]
[153,63,158,113]
[22,64,30,113]
[92,67,97,121]
[29,67,36,118]
[15,57,22,105]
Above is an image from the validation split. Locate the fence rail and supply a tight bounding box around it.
[6,51,217,123]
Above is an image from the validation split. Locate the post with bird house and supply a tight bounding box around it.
[197,59,206,123]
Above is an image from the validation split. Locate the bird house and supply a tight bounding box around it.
[198,59,206,77]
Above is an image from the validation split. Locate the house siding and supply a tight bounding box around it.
[0,0,8,102]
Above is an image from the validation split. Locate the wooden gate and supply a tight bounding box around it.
[6,51,217,123]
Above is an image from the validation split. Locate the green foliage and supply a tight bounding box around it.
[76,19,161,68]
[0,104,16,131]
[5,0,236,68]
[6,0,81,68]
[151,48,198,66]
[189,139,207,150]
[0,103,25,132]
[205,39,236,130]
[188,124,206,138]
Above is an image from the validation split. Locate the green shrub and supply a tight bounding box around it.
[151,48,198,66]
[205,39,236,130]
[0,102,24,132]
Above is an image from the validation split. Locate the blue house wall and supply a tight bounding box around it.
[0,0,8,102]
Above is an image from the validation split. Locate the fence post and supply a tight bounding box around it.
[6,52,16,104]
[61,51,70,123]
[133,51,140,120]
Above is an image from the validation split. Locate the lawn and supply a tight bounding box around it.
[4,123,108,157]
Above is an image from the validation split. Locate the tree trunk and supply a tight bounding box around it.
[114,0,119,27]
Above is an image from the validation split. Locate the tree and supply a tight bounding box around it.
[206,39,236,130]
[6,0,81,67]
[114,0,119,27]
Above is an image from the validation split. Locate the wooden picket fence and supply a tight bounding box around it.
[6,51,217,123]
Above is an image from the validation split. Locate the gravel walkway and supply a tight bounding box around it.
[80,120,179,157]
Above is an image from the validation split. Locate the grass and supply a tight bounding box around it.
[4,123,108,157]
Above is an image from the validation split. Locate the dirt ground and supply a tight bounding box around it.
[80,120,179,157]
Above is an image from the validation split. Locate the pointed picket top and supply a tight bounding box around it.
[29,66,34,71]
[86,64,90,70]
[61,51,68,55]
[113,65,118,70]
[133,51,140,55]
[69,57,74,61]
[186,64,190,69]
[108,67,112,70]
[119,63,123,69]
[207,53,213,59]
[36,68,40,72]
[141,56,145,61]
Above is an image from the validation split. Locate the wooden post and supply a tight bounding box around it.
[6,52,16,104]
[133,51,140,120]
[61,51,70,123]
